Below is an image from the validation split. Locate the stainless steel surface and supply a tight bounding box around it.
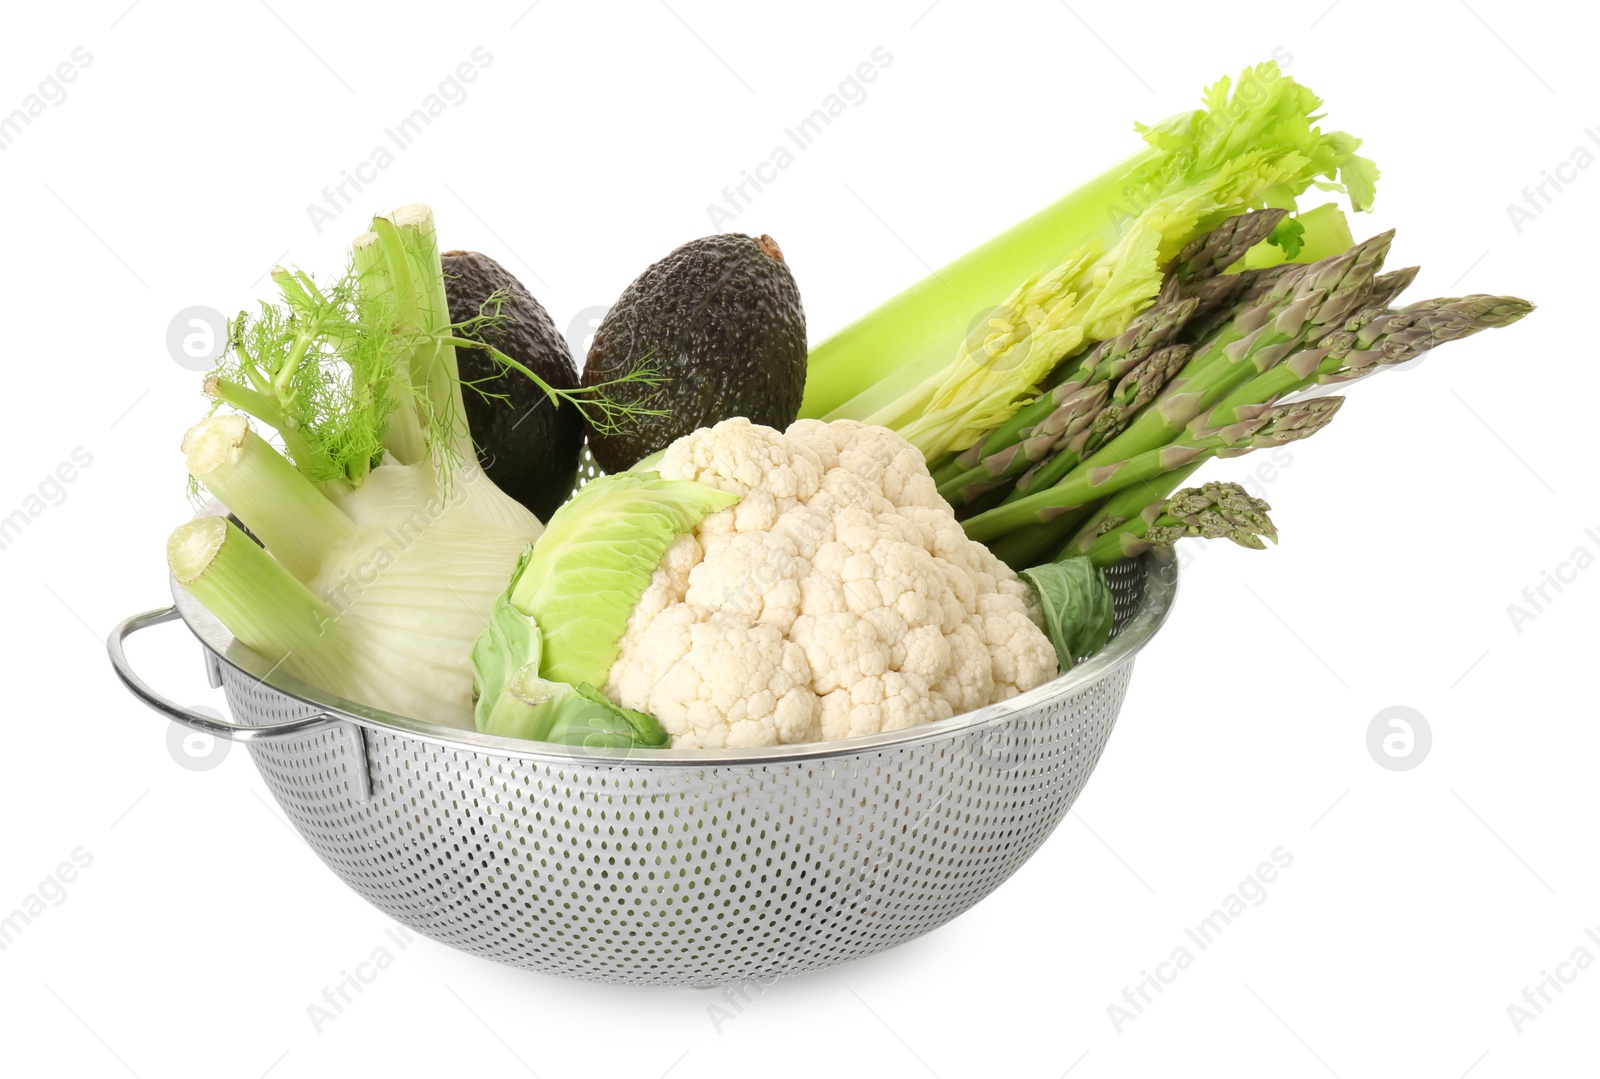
[112,504,1176,986]
[110,607,343,743]
[111,607,376,799]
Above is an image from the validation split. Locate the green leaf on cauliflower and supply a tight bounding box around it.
[469,550,542,731]
[1020,557,1115,671]
[568,684,669,748]
[501,470,739,688]
[481,665,669,748]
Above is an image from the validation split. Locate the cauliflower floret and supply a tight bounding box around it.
[660,416,824,506]
[788,418,937,508]
[612,532,700,661]
[685,531,805,633]
[612,609,818,750]
[607,418,1061,748]
[974,592,1058,694]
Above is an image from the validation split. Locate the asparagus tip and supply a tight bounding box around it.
[1371,265,1421,307]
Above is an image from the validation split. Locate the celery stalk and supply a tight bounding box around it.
[1235,202,1355,271]
[802,61,1379,459]
[804,153,1142,422]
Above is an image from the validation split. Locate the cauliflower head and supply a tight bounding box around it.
[606,418,1059,749]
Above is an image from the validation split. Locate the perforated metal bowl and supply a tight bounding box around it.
[110,541,1175,986]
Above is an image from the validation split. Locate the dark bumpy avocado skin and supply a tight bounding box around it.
[583,233,807,472]
[442,251,584,522]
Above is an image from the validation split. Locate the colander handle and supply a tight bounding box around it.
[108,607,344,742]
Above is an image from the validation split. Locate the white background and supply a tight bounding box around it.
[1,0,1594,1075]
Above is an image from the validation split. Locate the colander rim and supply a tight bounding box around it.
[170,540,1176,767]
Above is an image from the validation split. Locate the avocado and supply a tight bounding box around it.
[442,250,584,521]
[582,233,806,472]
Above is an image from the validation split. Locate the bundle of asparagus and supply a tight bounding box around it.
[933,210,1533,567]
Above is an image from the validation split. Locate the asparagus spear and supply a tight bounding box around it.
[1006,289,1530,566]
[1054,461,1204,561]
[1181,263,1296,342]
[1083,482,1277,566]
[999,233,1387,510]
[938,381,1110,504]
[938,354,1099,479]
[1207,293,1535,426]
[990,394,1325,568]
[989,502,1099,569]
[1180,220,1371,343]
[1043,232,1391,495]
[935,293,1197,500]
[963,396,1343,542]
[963,228,1532,569]
[1170,209,1288,283]
[1367,266,1421,311]
[1005,343,1191,500]
[936,210,1279,497]
[1179,271,1257,331]
[1157,209,1292,340]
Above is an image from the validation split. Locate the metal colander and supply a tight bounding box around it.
[110,504,1175,986]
